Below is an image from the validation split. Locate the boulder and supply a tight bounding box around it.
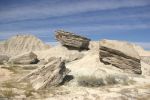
[55,30,90,50]
[99,39,141,74]
[19,57,70,90]
[9,52,39,64]
[0,55,9,64]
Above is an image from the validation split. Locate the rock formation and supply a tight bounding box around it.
[0,35,50,56]
[55,30,90,50]
[19,57,70,90]
[35,45,84,63]
[0,55,9,64]
[9,52,39,64]
[99,39,141,74]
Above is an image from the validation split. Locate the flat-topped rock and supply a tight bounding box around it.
[55,30,90,50]
[99,39,141,74]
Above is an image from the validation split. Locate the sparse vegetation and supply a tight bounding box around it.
[1,80,35,98]
[0,88,16,99]
[78,76,105,87]
[78,74,132,87]
[105,74,129,85]
[2,81,16,88]
[2,64,20,73]
[24,83,35,97]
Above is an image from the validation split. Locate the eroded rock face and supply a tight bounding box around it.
[55,30,90,50]
[19,57,70,90]
[0,35,50,56]
[0,55,9,64]
[99,40,141,74]
[9,52,39,64]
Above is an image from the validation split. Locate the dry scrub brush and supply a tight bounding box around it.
[77,74,134,87]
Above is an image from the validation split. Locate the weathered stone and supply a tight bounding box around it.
[0,55,9,64]
[55,30,90,50]
[0,35,50,56]
[18,57,70,90]
[99,39,141,74]
[9,52,39,64]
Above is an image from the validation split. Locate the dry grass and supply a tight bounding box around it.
[2,65,20,74]
[1,80,35,98]
[78,74,132,87]
[24,83,35,97]
[137,95,150,100]
[0,88,16,99]
[105,75,129,85]
[78,76,105,87]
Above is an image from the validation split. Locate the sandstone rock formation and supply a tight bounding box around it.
[99,39,141,74]
[9,52,39,64]
[0,55,9,64]
[35,45,84,63]
[55,30,90,50]
[0,35,50,56]
[19,57,70,90]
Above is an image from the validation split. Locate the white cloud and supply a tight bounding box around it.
[0,0,149,22]
[0,24,150,36]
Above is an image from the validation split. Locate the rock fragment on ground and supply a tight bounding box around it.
[9,52,39,64]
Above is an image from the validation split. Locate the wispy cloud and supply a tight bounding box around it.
[134,42,150,50]
[0,0,150,48]
[0,0,150,22]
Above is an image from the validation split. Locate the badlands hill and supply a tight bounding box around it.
[0,30,150,100]
[0,35,50,56]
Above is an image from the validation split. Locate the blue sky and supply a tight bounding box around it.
[0,0,150,49]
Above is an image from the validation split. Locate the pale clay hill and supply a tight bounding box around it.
[0,31,150,100]
[0,35,50,56]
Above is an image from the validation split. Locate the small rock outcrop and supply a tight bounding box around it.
[35,45,84,63]
[0,35,50,56]
[55,30,90,50]
[99,40,141,74]
[19,57,70,90]
[9,52,39,64]
[0,55,9,64]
